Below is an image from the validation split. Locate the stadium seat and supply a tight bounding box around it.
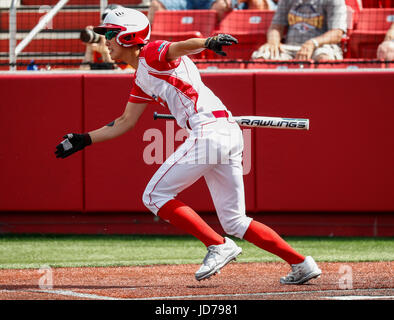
[348,8,394,59]
[150,10,217,58]
[150,10,217,40]
[361,0,394,8]
[0,35,85,55]
[0,10,100,31]
[0,37,84,53]
[208,10,275,60]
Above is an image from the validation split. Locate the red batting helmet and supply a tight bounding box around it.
[94,7,150,47]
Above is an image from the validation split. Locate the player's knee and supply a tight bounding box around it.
[142,190,150,210]
[142,188,158,214]
[142,187,173,215]
[221,216,253,239]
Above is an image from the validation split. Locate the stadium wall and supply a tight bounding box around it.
[0,71,393,237]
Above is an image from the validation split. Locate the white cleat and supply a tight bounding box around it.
[280,256,322,285]
[195,237,242,281]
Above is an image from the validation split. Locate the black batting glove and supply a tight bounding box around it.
[55,133,92,159]
[204,34,238,56]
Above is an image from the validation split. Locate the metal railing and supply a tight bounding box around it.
[8,0,109,70]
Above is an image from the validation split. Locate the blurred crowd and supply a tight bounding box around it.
[22,0,394,71]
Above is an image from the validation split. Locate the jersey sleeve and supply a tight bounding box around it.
[141,40,181,71]
[128,75,154,104]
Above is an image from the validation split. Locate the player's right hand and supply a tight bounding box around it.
[55,133,92,159]
[252,43,283,60]
[204,34,238,56]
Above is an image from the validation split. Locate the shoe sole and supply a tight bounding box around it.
[195,247,242,281]
[280,269,322,285]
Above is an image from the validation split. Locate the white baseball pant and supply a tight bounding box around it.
[142,118,253,239]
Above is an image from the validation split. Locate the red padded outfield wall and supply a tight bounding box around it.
[0,75,84,211]
[254,72,394,212]
[0,71,393,236]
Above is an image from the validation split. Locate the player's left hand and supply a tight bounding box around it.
[55,133,92,159]
[204,34,238,56]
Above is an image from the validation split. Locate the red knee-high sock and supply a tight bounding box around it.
[157,200,225,247]
[243,220,305,265]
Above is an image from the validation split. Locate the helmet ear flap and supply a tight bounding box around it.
[117,33,135,47]
[123,34,134,41]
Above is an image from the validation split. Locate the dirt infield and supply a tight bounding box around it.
[0,261,393,300]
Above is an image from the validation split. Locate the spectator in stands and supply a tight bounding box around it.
[148,0,234,23]
[234,0,276,10]
[251,0,347,61]
[377,23,394,61]
[80,25,115,70]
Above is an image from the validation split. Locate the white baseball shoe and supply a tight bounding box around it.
[195,237,242,281]
[280,256,322,285]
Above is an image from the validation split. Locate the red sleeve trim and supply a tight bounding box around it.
[129,81,154,104]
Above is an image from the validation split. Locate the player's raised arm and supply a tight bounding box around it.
[166,34,238,61]
[55,102,147,159]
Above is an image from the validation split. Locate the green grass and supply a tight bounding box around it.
[0,234,393,269]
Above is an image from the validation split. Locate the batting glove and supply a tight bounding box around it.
[55,133,92,159]
[204,34,238,56]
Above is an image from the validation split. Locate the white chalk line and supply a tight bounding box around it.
[30,289,121,300]
[324,295,394,300]
[128,288,394,300]
[0,289,121,300]
[1,287,393,300]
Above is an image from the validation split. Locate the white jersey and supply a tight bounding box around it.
[128,40,228,130]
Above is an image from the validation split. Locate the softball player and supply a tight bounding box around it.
[55,7,321,284]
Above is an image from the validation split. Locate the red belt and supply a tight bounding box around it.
[212,110,229,118]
